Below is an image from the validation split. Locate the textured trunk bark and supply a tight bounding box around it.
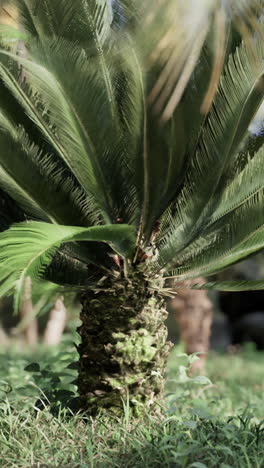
[77,271,172,416]
[170,278,213,374]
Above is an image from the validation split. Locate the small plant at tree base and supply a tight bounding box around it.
[0,0,263,416]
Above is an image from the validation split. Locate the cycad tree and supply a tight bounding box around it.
[0,0,264,415]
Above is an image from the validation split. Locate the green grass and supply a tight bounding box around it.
[0,339,263,467]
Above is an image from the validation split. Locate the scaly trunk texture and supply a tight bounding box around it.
[77,271,172,416]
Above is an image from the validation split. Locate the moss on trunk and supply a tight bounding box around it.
[77,270,172,416]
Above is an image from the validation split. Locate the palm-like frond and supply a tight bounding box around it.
[0,39,146,225]
[120,0,263,121]
[158,35,264,270]
[25,0,112,43]
[191,279,264,292]
[0,221,136,310]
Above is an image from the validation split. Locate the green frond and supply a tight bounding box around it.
[15,0,112,46]
[135,24,227,243]
[156,40,230,244]
[0,49,108,209]
[223,129,264,185]
[0,32,147,225]
[0,109,102,226]
[143,42,215,242]
[158,34,264,268]
[126,0,263,120]
[190,279,264,292]
[0,221,136,311]
[166,218,264,282]
[208,144,264,226]
[160,146,264,277]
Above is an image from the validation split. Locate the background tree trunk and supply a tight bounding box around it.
[20,276,38,347]
[169,278,213,374]
[43,296,67,346]
[77,271,173,416]
[0,2,18,27]
[0,322,8,346]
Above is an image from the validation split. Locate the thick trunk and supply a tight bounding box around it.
[77,271,172,416]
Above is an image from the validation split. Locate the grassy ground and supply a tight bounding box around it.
[0,338,263,467]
